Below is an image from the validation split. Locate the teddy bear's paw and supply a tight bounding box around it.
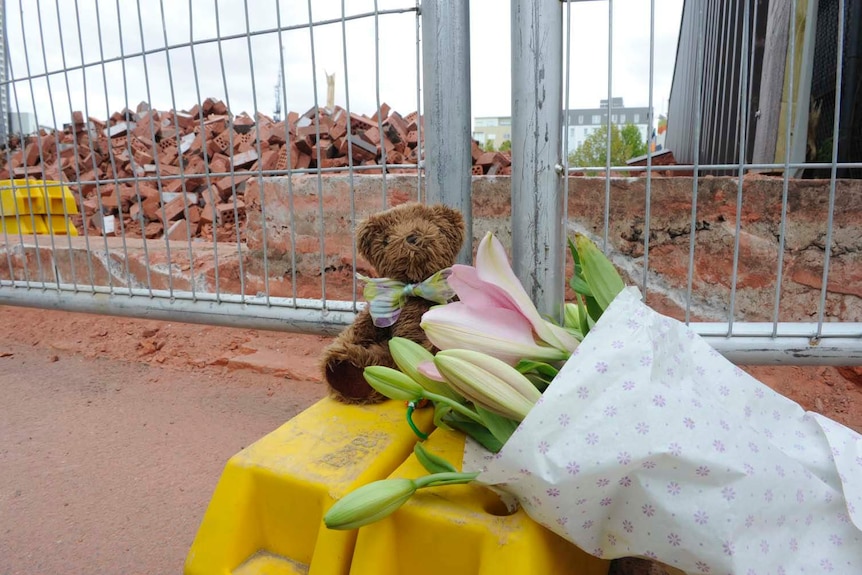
[324,358,388,405]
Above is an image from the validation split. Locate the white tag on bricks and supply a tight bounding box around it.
[465,287,862,574]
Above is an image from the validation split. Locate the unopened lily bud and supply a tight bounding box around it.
[434,350,537,421]
[563,303,582,330]
[388,338,462,401]
[363,366,424,402]
[324,478,416,530]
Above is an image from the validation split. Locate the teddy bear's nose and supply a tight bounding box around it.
[406,233,419,245]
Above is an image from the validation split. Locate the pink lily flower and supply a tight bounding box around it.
[420,232,579,364]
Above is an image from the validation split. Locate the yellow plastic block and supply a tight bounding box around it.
[1,214,49,235]
[45,215,79,236]
[0,181,46,216]
[37,180,79,215]
[349,429,610,575]
[184,397,435,575]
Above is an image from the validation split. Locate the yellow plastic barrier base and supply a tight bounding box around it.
[187,397,610,575]
[184,397,435,575]
[1,214,49,235]
[350,428,609,575]
[0,180,79,236]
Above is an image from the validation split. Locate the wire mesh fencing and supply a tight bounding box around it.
[0,0,860,365]
[0,0,428,334]
[511,0,862,364]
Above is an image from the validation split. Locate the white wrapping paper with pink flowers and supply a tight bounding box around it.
[465,287,862,574]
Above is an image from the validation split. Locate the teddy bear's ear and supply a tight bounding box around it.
[427,204,466,252]
[356,212,386,261]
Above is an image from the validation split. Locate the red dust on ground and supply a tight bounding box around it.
[0,304,861,574]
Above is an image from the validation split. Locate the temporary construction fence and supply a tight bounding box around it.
[0,0,860,365]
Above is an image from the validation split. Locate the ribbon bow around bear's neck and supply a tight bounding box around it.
[358,268,456,328]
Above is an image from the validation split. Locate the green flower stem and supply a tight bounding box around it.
[422,391,486,426]
[413,471,480,489]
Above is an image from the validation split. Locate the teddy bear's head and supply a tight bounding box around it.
[357,202,465,282]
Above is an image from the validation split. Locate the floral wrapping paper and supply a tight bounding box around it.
[465,287,862,573]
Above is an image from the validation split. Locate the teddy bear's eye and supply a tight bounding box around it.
[381,235,389,246]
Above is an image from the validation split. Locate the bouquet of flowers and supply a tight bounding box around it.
[324,232,862,573]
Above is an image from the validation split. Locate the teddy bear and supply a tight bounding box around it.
[321,202,465,404]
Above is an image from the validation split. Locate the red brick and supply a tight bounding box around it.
[295,137,313,156]
[82,198,100,215]
[372,103,390,123]
[477,152,497,167]
[471,140,483,163]
[385,111,409,143]
[472,165,484,175]
[215,200,245,225]
[142,195,163,220]
[231,149,258,169]
[72,111,84,125]
[295,152,312,171]
[339,135,377,162]
[209,157,229,176]
[12,166,44,178]
[329,121,347,140]
[155,163,180,177]
[208,129,232,155]
[349,113,376,133]
[404,111,420,131]
[144,221,163,239]
[163,178,187,195]
[362,126,381,146]
[129,202,142,222]
[233,114,255,129]
[267,121,288,145]
[161,196,187,222]
[321,157,349,169]
[24,144,40,166]
[260,150,278,172]
[166,218,189,241]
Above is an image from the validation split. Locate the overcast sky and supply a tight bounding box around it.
[4,0,683,129]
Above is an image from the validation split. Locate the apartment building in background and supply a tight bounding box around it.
[473,98,655,154]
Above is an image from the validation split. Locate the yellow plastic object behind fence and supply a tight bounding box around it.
[349,428,610,575]
[0,179,79,236]
[1,214,49,235]
[184,397,435,575]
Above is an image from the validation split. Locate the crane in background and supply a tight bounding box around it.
[273,66,283,122]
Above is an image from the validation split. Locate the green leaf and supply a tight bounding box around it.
[413,442,458,474]
[568,236,593,297]
[585,294,604,323]
[576,294,590,336]
[444,414,504,453]
[515,360,560,379]
[432,402,454,431]
[525,373,551,392]
[475,405,519,446]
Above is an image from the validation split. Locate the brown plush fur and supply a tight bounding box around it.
[320,202,465,404]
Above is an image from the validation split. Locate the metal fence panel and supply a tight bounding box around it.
[0,0,860,365]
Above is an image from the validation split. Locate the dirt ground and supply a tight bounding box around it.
[1,304,861,575]
[0,305,328,575]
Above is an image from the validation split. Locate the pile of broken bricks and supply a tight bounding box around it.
[0,99,512,242]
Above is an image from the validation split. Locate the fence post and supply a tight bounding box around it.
[421,0,473,264]
[511,0,565,322]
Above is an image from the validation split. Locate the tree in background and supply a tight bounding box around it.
[498,140,511,152]
[568,123,647,172]
[483,139,496,152]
